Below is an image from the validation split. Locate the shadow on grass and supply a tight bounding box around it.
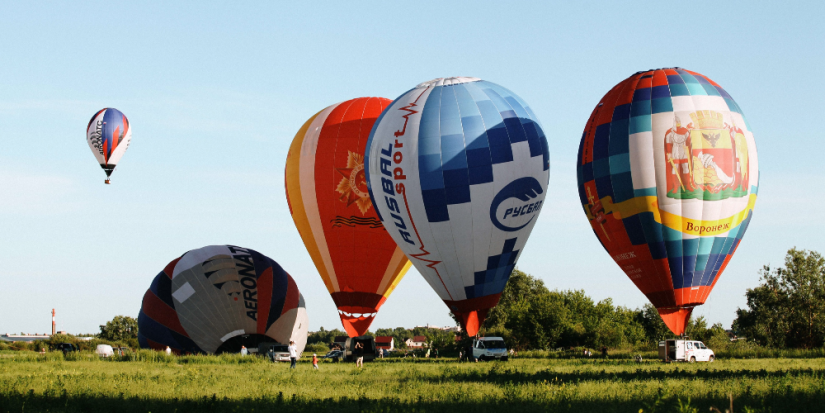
[1,391,824,413]
[438,365,825,386]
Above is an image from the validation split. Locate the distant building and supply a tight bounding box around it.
[1,333,93,343]
[405,336,428,349]
[375,336,394,351]
[414,324,461,333]
[1,333,51,343]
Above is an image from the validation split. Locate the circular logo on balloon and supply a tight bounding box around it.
[349,164,369,199]
[489,177,545,232]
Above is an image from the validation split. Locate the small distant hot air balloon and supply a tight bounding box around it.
[137,245,308,354]
[86,108,132,184]
[365,77,550,336]
[576,68,758,335]
[285,97,412,337]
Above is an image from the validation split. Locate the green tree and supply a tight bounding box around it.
[306,327,346,346]
[733,248,825,348]
[482,269,550,331]
[636,303,674,343]
[685,316,709,342]
[504,292,569,350]
[98,315,138,345]
[428,329,456,352]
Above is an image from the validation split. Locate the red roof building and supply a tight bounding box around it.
[375,336,394,351]
[405,336,428,349]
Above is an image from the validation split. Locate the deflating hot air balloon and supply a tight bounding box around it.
[285,97,412,337]
[576,68,758,335]
[86,108,132,184]
[365,78,550,336]
[137,245,308,354]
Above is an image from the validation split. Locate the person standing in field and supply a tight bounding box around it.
[165,346,172,356]
[312,353,319,370]
[426,348,430,358]
[354,342,364,367]
[288,340,298,369]
[240,346,247,356]
[433,348,439,359]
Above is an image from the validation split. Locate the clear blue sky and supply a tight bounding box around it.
[1,1,822,335]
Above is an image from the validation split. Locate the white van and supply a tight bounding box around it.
[95,344,114,358]
[472,337,508,361]
[658,339,715,362]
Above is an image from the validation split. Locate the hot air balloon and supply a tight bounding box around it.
[576,68,758,335]
[137,245,308,354]
[285,97,412,337]
[86,108,132,184]
[365,77,550,336]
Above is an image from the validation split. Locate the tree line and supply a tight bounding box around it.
[733,248,825,349]
[456,247,825,351]
[7,248,819,354]
[449,269,730,351]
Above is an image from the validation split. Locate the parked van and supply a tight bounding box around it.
[658,339,715,362]
[472,337,508,361]
[95,344,114,358]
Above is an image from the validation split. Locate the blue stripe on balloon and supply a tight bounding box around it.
[149,271,175,309]
[101,108,125,161]
[419,87,445,192]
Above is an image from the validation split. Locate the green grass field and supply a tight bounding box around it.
[1,352,823,412]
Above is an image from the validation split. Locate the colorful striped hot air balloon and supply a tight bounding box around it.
[285,97,412,337]
[86,108,132,184]
[365,78,550,337]
[576,68,758,335]
[137,245,308,355]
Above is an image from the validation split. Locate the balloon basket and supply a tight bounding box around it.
[105,179,110,184]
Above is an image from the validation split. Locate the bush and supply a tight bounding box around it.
[305,342,329,355]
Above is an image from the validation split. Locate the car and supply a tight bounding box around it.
[55,343,77,355]
[320,350,343,362]
[95,344,114,357]
[658,339,715,362]
[472,337,508,361]
[258,343,291,362]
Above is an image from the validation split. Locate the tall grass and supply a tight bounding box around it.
[1,355,823,412]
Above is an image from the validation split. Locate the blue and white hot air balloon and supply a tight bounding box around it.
[86,108,132,184]
[365,77,550,336]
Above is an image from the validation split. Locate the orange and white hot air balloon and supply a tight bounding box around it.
[285,97,411,337]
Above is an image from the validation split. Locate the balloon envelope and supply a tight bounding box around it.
[138,245,308,354]
[285,97,411,337]
[86,108,132,183]
[366,77,550,336]
[576,68,758,335]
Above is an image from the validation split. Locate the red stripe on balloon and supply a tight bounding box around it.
[281,274,299,316]
[163,257,181,279]
[111,126,120,153]
[141,289,189,337]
